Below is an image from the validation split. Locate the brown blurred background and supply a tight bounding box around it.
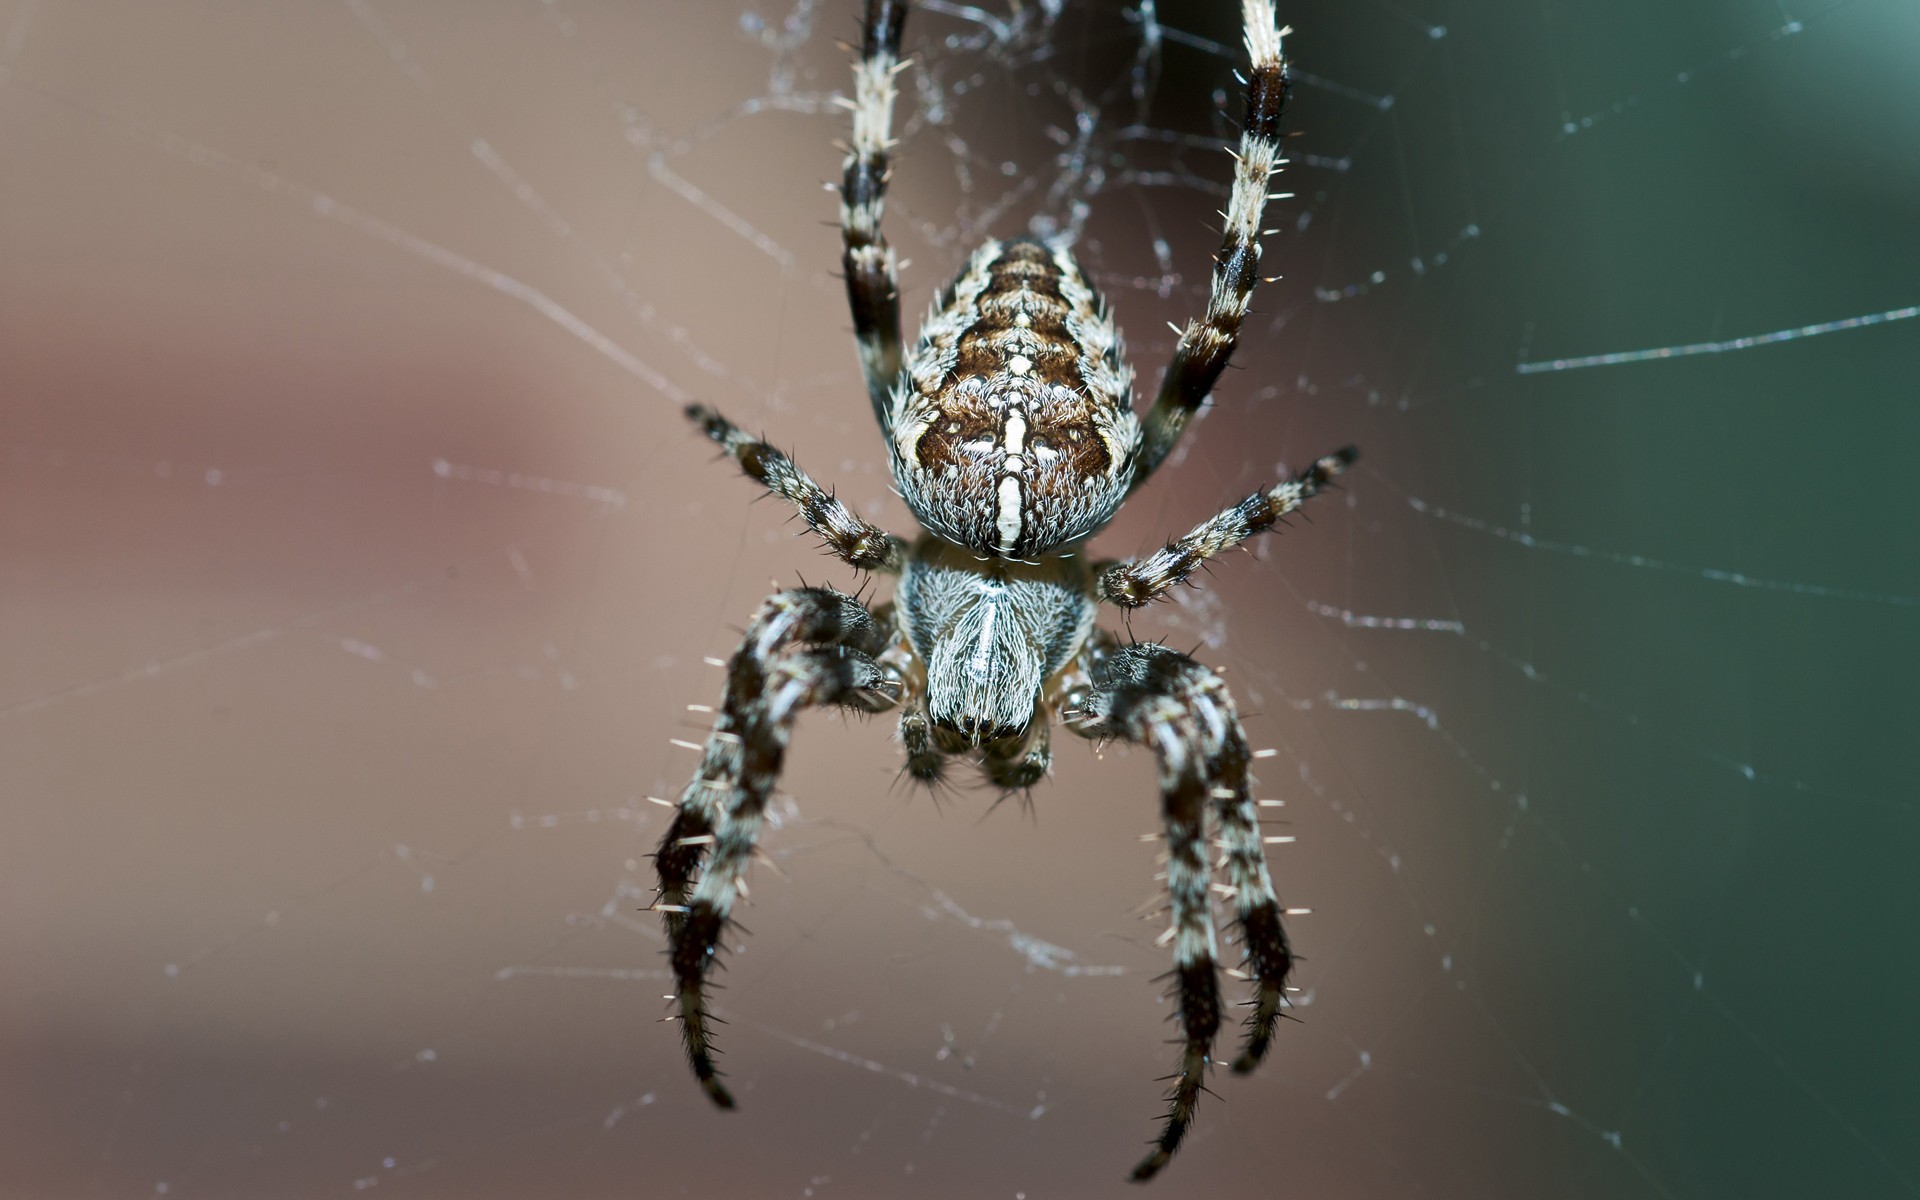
[5,2,1917,1198]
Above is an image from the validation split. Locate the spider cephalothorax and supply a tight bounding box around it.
[899,536,1093,745]
[659,0,1354,1180]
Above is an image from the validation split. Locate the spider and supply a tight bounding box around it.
[655,0,1353,1180]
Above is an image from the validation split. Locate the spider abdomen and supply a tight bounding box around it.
[890,238,1140,559]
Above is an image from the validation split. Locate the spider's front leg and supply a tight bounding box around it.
[1065,639,1295,1181]
[839,0,909,431]
[655,587,899,1107]
[1133,0,1295,490]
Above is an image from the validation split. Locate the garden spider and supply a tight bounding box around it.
[655,0,1353,1180]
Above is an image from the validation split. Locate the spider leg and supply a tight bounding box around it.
[657,588,883,933]
[688,404,908,573]
[1216,762,1295,1076]
[982,712,1052,792]
[1095,445,1354,608]
[863,599,948,789]
[840,0,909,432]
[897,705,947,786]
[656,587,898,1107]
[1131,0,1293,491]
[1066,639,1254,1181]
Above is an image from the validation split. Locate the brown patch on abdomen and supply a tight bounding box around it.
[1024,391,1113,481]
[949,240,1087,392]
[910,388,1000,471]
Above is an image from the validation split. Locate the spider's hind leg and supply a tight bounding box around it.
[1214,740,1295,1075]
[656,587,899,1106]
[1065,639,1293,1180]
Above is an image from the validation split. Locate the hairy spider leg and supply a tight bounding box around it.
[1175,669,1297,1075]
[656,588,899,1106]
[687,404,909,574]
[1132,0,1294,491]
[895,706,949,785]
[871,604,952,788]
[982,713,1053,792]
[1217,767,1296,1075]
[1096,445,1356,608]
[839,0,909,432]
[1068,640,1269,1182]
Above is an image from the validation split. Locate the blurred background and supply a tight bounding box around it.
[3,1,1916,1197]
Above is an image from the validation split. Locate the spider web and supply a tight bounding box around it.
[4,1,1917,1196]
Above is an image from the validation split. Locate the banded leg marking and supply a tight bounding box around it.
[1068,641,1253,1181]
[840,0,909,430]
[656,588,898,1106]
[688,404,908,574]
[1097,445,1354,608]
[1201,714,1294,1075]
[1133,0,1294,489]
